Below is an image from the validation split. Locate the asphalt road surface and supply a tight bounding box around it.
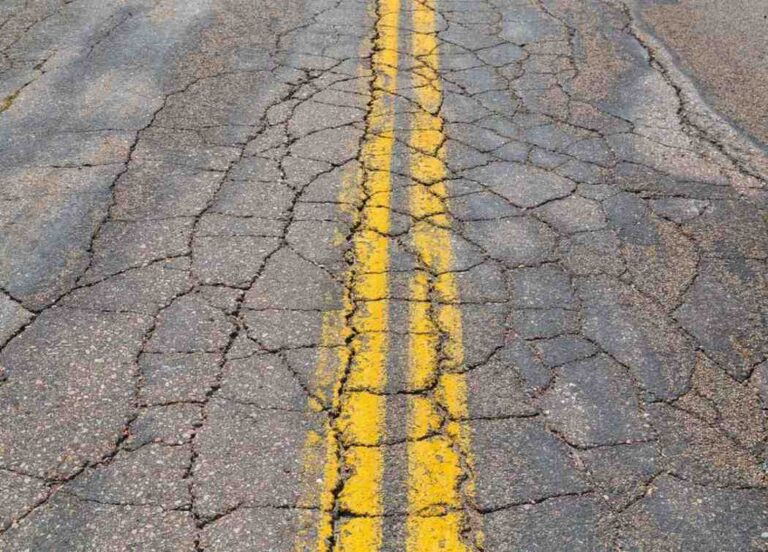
[632,0,768,148]
[1,0,767,551]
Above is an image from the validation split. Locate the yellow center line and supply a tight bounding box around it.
[406,0,480,550]
[296,0,479,549]
[295,0,401,550]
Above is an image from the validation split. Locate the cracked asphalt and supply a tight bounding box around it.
[1,0,767,550]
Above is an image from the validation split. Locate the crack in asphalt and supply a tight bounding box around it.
[0,0,766,549]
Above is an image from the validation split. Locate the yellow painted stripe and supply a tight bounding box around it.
[295,0,401,549]
[406,0,480,550]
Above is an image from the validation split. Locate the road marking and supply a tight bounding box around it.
[296,0,478,548]
[406,0,480,549]
[296,0,401,550]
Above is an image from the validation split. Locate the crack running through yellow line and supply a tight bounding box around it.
[405,0,479,549]
[294,0,399,549]
[295,0,478,549]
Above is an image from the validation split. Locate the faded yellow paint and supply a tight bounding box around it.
[295,0,401,549]
[406,0,479,550]
[314,312,353,408]
[294,313,348,548]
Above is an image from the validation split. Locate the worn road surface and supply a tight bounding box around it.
[1,0,767,550]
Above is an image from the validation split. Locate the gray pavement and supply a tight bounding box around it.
[0,0,767,550]
[631,0,768,149]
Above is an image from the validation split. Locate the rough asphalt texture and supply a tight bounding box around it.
[632,0,768,148]
[0,0,767,551]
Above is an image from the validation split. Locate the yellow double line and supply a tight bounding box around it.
[296,0,478,549]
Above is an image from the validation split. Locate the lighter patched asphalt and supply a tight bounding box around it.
[0,0,767,551]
